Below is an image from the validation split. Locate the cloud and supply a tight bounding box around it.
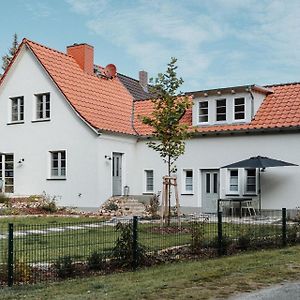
[24,1,53,18]
[65,0,107,15]
[65,0,300,90]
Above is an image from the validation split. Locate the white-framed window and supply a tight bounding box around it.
[198,101,209,123]
[216,99,226,122]
[234,97,245,120]
[245,169,257,194]
[229,169,239,194]
[36,93,50,120]
[144,170,154,193]
[183,169,193,193]
[10,96,24,122]
[50,150,66,178]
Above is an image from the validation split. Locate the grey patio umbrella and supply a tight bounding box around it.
[221,156,298,214]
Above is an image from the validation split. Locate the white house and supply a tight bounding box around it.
[0,38,299,212]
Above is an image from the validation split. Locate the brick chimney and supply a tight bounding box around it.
[67,43,94,75]
[139,70,148,92]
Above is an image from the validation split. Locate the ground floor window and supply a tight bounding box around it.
[245,169,257,193]
[229,169,239,193]
[0,154,14,193]
[183,169,193,193]
[50,151,66,178]
[144,170,154,193]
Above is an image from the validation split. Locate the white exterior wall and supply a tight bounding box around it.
[135,132,300,210]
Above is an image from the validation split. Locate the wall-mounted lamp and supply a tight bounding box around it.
[105,155,112,161]
[18,158,25,164]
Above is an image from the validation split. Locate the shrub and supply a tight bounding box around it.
[40,192,58,213]
[287,225,300,244]
[147,194,160,218]
[105,202,118,211]
[190,221,206,252]
[112,222,147,268]
[0,259,32,283]
[237,228,254,251]
[87,251,105,271]
[54,256,75,278]
[0,193,9,205]
[211,235,232,255]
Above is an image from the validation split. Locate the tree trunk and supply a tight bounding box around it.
[167,156,171,225]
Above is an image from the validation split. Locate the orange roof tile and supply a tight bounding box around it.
[1,38,135,135]
[134,82,300,135]
[1,38,299,137]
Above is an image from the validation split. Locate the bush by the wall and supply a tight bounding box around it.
[87,251,105,271]
[54,256,75,278]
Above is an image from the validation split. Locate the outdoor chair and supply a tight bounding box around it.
[241,201,257,217]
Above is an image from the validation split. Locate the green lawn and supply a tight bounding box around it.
[0,219,286,264]
[1,246,300,299]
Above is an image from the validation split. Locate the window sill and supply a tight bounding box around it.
[225,193,240,196]
[143,192,154,195]
[181,192,194,195]
[243,193,258,197]
[47,177,66,181]
[7,121,24,125]
[32,119,51,123]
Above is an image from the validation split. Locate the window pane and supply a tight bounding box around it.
[146,170,154,192]
[246,169,256,192]
[51,151,66,177]
[199,101,208,122]
[230,170,238,192]
[213,173,218,193]
[234,98,245,120]
[185,170,193,191]
[206,173,210,193]
[216,99,226,121]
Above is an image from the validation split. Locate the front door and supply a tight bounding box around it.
[0,154,14,193]
[112,153,122,196]
[202,170,219,213]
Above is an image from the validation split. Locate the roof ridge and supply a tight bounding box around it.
[118,72,140,83]
[264,81,300,88]
[24,38,73,59]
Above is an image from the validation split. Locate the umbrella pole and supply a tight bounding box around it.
[258,168,262,215]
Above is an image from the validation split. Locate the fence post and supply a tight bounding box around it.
[8,223,14,287]
[217,211,223,256]
[282,208,287,247]
[132,216,138,270]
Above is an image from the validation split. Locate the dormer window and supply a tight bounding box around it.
[216,99,226,122]
[36,93,50,120]
[10,96,24,123]
[234,97,245,120]
[199,101,208,123]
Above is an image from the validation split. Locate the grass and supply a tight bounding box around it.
[1,246,300,299]
[0,220,285,263]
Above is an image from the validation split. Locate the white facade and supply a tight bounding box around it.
[0,44,299,211]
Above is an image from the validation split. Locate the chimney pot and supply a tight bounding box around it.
[67,43,94,75]
[139,70,148,92]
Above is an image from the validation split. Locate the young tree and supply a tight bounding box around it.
[142,57,193,223]
[2,33,19,72]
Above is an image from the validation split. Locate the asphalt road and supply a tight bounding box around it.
[228,281,300,300]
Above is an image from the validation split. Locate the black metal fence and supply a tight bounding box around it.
[0,208,300,287]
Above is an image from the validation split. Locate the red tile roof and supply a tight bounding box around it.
[134,82,300,135]
[1,38,135,135]
[1,38,299,137]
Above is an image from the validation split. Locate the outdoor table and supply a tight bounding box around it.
[217,198,253,218]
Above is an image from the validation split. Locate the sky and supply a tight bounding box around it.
[0,0,299,92]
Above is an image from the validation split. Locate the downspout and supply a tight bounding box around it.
[248,86,255,120]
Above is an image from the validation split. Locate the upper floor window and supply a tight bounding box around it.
[50,150,66,179]
[36,93,50,120]
[10,96,24,122]
[216,99,226,121]
[198,101,208,123]
[245,169,256,193]
[145,170,154,193]
[234,97,245,120]
[229,169,239,193]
